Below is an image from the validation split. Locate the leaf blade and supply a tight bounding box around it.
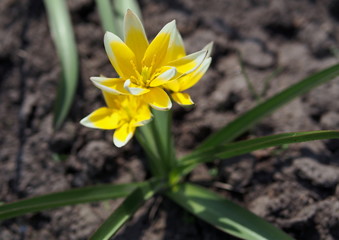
[166,183,294,240]
[90,179,163,240]
[197,64,339,149]
[180,130,339,174]
[0,183,140,220]
[44,0,79,129]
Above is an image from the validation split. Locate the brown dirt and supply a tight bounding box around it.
[1,0,339,239]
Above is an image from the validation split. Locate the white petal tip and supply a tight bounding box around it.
[90,77,123,95]
[80,117,95,129]
[150,101,172,111]
[113,134,133,148]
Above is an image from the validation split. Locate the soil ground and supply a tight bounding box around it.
[1,0,339,239]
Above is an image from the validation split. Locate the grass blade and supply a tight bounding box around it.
[166,183,294,240]
[197,63,339,149]
[90,179,164,240]
[151,109,177,171]
[0,183,140,220]
[179,130,339,174]
[44,0,79,129]
[95,0,118,34]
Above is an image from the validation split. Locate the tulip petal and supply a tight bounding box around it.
[102,91,126,109]
[165,27,186,63]
[124,9,149,68]
[168,50,207,76]
[203,42,214,58]
[124,79,150,95]
[178,57,212,91]
[113,123,135,147]
[133,103,153,126]
[104,31,137,79]
[142,20,176,71]
[143,87,172,110]
[149,67,177,87]
[80,107,120,130]
[171,92,194,106]
[90,77,128,94]
[164,79,181,92]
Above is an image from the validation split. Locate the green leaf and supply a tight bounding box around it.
[44,0,79,130]
[180,130,339,174]
[90,179,164,240]
[197,63,339,150]
[95,0,118,34]
[151,109,177,171]
[136,125,165,177]
[166,183,294,240]
[0,183,140,220]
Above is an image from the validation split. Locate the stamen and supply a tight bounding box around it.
[130,60,141,85]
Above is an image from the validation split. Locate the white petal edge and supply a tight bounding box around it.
[80,115,95,128]
[169,50,207,76]
[124,79,150,95]
[113,129,134,148]
[90,77,125,94]
[124,9,148,43]
[150,67,177,87]
[104,32,125,63]
[203,42,214,58]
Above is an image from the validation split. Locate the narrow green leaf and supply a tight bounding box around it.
[197,64,339,149]
[179,130,339,174]
[113,0,142,37]
[137,125,165,177]
[0,183,140,220]
[90,179,164,240]
[166,183,294,240]
[152,109,177,171]
[44,0,79,129]
[95,0,118,34]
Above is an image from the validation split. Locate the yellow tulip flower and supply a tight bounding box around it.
[91,9,209,110]
[80,92,152,147]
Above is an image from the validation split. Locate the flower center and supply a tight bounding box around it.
[130,55,162,87]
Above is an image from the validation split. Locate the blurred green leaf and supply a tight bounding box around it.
[180,130,339,174]
[44,0,79,130]
[136,125,165,177]
[90,179,164,240]
[166,183,294,240]
[95,0,118,34]
[152,109,177,172]
[196,64,339,150]
[0,183,141,220]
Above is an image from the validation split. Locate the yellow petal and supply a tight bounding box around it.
[178,57,212,91]
[142,20,176,71]
[133,102,153,126]
[168,50,207,76]
[165,27,186,63]
[90,77,128,94]
[80,107,120,130]
[143,87,172,110]
[149,67,176,87]
[113,123,135,147]
[171,92,194,106]
[124,79,150,95]
[164,79,181,92]
[104,31,137,79]
[102,91,127,109]
[124,9,149,68]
